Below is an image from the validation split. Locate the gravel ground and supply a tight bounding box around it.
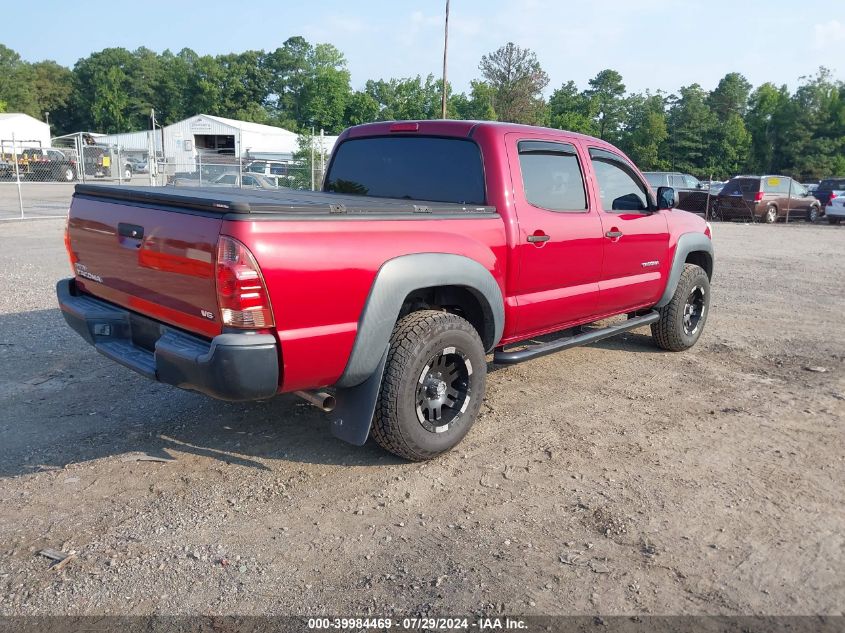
[0,218,842,617]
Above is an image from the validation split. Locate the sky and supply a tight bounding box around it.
[5,0,844,95]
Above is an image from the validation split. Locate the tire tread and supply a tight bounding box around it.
[371,310,483,461]
[651,263,708,352]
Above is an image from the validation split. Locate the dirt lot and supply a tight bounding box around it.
[0,218,842,617]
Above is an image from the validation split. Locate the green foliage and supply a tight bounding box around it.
[478,42,548,124]
[666,85,719,175]
[618,93,668,170]
[585,69,626,141]
[0,39,841,180]
[364,75,442,121]
[548,81,595,135]
[289,131,330,190]
[450,80,497,121]
[0,44,38,117]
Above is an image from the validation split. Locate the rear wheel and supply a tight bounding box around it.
[651,264,710,352]
[371,310,487,461]
[762,205,778,224]
[827,216,840,225]
[60,166,75,182]
[124,166,132,180]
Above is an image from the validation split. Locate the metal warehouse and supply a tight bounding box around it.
[92,114,338,170]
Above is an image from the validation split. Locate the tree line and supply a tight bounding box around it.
[1,39,843,180]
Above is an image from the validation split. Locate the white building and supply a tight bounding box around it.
[92,114,338,170]
[0,113,51,150]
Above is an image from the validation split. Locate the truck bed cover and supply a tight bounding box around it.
[74,184,497,217]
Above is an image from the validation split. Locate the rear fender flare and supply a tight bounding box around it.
[335,253,504,389]
[656,233,714,308]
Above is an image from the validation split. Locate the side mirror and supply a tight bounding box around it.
[656,186,676,210]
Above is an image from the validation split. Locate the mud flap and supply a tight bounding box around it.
[329,347,389,446]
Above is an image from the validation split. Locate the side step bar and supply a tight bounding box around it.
[493,311,660,365]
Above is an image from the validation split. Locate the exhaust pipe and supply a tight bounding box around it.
[294,390,336,412]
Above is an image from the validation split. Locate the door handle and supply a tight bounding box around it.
[605,230,623,239]
[527,234,550,243]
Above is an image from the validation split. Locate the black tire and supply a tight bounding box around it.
[828,217,841,225]
[60,166,75,182]
[806,206,820,223]
[651,264,710,352]
[762,205,778,224]
[371,310,487,461]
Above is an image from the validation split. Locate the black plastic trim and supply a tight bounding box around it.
[493,312,660,365]
[656,233,715,308]
[74,184,496,217]
[335,254,505,388]
[57,279,279,402]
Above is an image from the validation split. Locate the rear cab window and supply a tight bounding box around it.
[325,136,485,204]
[517,140,587,212]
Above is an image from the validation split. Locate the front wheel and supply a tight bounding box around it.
[806,206,820,223]
[651,264,711,352]
[371,310,487,461]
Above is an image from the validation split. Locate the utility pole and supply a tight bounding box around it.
[440,0,450,119]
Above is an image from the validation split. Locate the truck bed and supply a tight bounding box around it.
[74,184,497,217]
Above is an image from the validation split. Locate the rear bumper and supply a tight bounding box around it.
[57,278,279,401]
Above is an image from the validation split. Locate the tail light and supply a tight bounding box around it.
[829,193,837,207]
[215,235,274,329]
[64,216,77,275]
[754,191,764,202]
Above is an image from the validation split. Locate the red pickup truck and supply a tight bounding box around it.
[58,120,714,461]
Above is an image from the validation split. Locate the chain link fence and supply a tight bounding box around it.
[1,130,825,226]
[1,129,327,221]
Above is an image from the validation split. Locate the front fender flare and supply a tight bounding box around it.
[335,253,504,389]
[656,232,714,308]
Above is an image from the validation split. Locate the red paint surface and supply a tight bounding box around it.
[67,120,710,394]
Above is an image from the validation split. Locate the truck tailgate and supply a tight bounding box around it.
[67,195,223,338]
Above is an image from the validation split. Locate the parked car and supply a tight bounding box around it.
[714,175,822,223]
[18,147,78,182]
[125,157,148,174]
[59,120,714,461]
[643,171,712,215]
[802,182,819,193]
[0,158,13,179]
[813,177,845,208]
[211,173,278,189]
[707,181,725,195]
[825,193,845,224]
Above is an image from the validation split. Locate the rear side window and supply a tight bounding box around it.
[722,178,760,195]
[517,140,587,212]
[589,148,649,212]
[819,179,845,189]
[684,175,701,189]
[325,136,485,204]
[764,177,790,194]
[644,173,665,188]
[671,174,687,189]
